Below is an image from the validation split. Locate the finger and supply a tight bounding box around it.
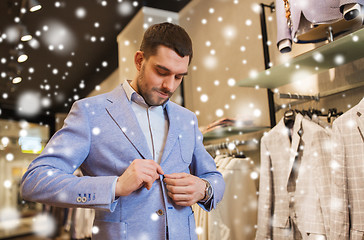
[164,177,192,186]
[140,168,160,181]
[139,163,163,179]
[165,184,189,194]
[167,192,193,202]
[156,164,164,175]
[142,160,164,176]
[145,170,162,183]
[144,181,153,190]
[142,175,156,190]
[164,172,188,179]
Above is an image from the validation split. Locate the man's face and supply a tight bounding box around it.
[133,45,189,106]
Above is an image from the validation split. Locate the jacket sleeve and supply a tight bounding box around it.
[189,114,225,212]
[275,0,292,53]
[256,137,273,239]
[330,121,350,239]
[20,100,118,212]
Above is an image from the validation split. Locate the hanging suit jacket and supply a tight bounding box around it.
[209,157,258,240]
[20,84,225,240]
[275,0,364,52]
[193,155,232,240]
[330,97,364,240]
[256,114,332,239]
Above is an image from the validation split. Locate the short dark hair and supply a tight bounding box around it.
[140,22,193,64]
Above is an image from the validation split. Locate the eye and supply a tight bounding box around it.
[156,69,168,76]
[175,75,183,80]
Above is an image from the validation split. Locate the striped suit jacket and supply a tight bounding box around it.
[330,97,364,240]
[256,113,332,239]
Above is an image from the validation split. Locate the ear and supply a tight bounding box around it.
[134,51,144,71]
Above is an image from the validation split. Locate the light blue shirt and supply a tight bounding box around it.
[122,80,169,163]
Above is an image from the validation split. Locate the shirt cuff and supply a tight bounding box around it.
[111,177,118,203]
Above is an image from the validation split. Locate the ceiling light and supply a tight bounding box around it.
[28,0,42,12]
[7,71,22,84]
[10,49,28,63]
[7,62,23,84]
[17,52,28,63]
[20,26,32,42]
[17,24,32,42]
[12,76,22,84]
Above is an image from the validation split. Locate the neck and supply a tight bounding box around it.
[129,79,139,93]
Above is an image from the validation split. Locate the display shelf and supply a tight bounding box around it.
[238,27,364,89]
[202,126,270,141]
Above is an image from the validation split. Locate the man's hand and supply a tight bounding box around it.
[163,172,206,206]
[115,159,164,196]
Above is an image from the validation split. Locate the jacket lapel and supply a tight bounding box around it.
[266,119,291,184]
[105,85,153,160]
[356,98,364,142]
[160,102,181,164]
[286,113,303,184]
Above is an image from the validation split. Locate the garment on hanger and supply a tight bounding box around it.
[330,97,364,239]
[194,154,258,240]
[256,113,332,239]
[193,155,233,240]
[275,0,364,53]
[209,157,258,240]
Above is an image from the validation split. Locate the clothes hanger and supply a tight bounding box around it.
[228,141,246,158]
[284,100,295,129]
[233,147,247,158]
[326,108,343,123]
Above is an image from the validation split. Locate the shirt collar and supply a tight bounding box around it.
[122,80,168,109]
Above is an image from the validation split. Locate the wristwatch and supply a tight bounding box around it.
[201,179,212,202]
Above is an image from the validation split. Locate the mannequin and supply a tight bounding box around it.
[276,0,364,53]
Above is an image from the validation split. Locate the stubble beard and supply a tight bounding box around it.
[137,67,172,106]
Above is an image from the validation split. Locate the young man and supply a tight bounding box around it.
[21,22,225,240]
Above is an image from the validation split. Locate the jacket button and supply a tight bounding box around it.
[76,196,82,203]
[156,209,164,216]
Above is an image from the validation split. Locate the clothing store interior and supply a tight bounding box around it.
[1,0,364,239]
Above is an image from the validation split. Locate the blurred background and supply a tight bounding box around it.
[1,0,363,239]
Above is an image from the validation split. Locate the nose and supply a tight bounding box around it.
[161,76,174,92]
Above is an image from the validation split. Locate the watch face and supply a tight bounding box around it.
[207,184,212,197]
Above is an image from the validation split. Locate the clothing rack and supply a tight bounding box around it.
[276,81,364,111]
[275,93,320,111]
[205,139,259,157]
[284,108,343,125]
[278,93,320,101]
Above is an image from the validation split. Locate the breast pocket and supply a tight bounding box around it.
[178,136,194,164]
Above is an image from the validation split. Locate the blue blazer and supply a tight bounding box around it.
[21,84,225,240]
